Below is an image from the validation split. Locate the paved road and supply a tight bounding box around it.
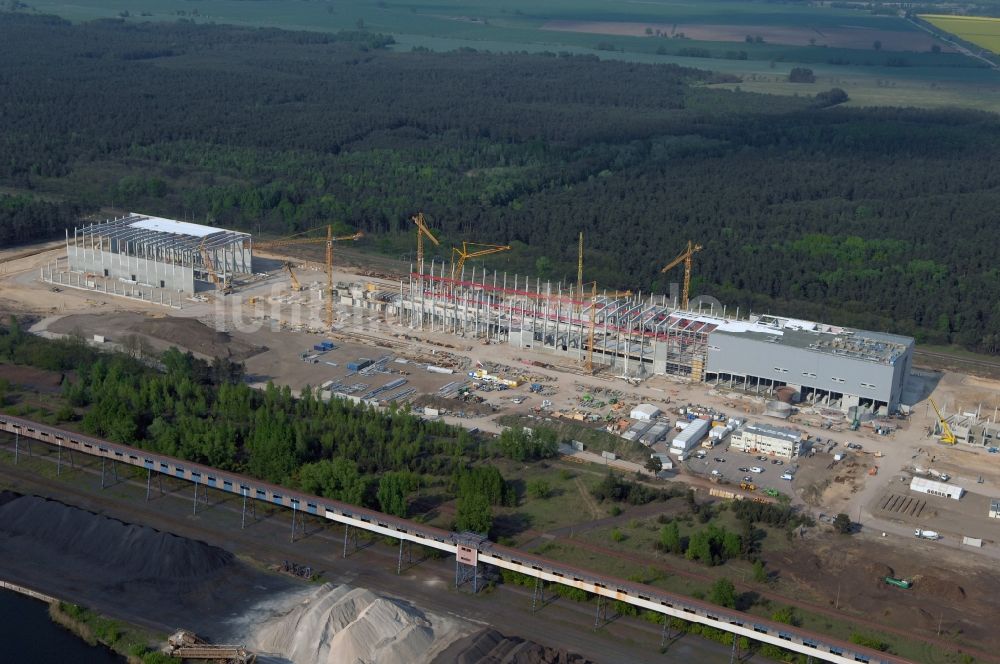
[0,443,739,664]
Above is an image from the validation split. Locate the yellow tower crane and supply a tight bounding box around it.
[929,398,957,445]
[661,240,703,310]
[255,226,363,329]
[576,232,584,315]
[411,212,440,276]
[450,241,511,279]
[584,281,632,373]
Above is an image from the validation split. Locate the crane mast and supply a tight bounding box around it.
[254,226,363,329]
[661,240,703,310]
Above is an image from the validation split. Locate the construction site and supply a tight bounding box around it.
[38,212,915,420]
[7,210,1000,663]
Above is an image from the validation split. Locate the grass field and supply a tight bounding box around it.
[921,14,1000,54]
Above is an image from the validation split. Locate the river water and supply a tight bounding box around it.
[0,589,122,663]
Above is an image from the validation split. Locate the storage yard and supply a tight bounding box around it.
[5,213,1000,659]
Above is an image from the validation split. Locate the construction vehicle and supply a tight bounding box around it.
[584,282,632,372]
[450,241,511,278]
[283,262,302,292]
[197,240,231,294]
[660,240,703,310]
[255,226,363,329]
[929,398,957,445]
[740,481,756,492]
[884,576,912,589]
[411,212,439,276]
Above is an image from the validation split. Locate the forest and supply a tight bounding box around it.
[2,13,1000,351]
[0,316,532,534]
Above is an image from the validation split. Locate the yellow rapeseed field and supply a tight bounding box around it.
[920,14,1000,54]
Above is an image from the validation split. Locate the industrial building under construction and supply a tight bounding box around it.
[49,213,914,415]
[352,259,914,415]
[65,213,253,293]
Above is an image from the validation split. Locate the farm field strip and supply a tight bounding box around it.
[921,14,1000,54]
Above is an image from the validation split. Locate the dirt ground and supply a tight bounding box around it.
[47,312,265,362]
[773,533,1000,652]
[0,364,67,394]
[540,20,950,51]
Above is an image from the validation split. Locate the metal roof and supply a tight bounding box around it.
[128,214,231,238]
[910,476,962,496]
[79,214,249,251]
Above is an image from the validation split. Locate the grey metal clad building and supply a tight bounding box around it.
[67,214,252,293]
[704,315,913,413]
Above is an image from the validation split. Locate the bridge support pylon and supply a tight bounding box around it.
[454,532,487,594]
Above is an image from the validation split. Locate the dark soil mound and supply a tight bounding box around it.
[434,628,594,664]
[0,494,232,581]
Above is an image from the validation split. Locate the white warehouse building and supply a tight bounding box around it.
[910,476,963,500]
[631,404,661,421]
[729,422,803,458]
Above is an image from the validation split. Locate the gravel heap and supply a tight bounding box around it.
[244,583,472,664]
[0,492,232,581]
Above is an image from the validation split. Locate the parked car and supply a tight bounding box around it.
[738,467,750,473]
[714,457,726,463]
[750,466,764,473]
[743,475,753,482]
[711,469,721,476]
[772,459,784,465]
[756,455,767,461]
[781,472,794,481]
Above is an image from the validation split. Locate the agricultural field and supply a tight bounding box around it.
[921,14,1000,54]
[21,0,1000,110]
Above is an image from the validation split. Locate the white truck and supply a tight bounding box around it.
[915,529,940,540]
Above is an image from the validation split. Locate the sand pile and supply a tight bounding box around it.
[242,584,471,664]
[0,494,232,581]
